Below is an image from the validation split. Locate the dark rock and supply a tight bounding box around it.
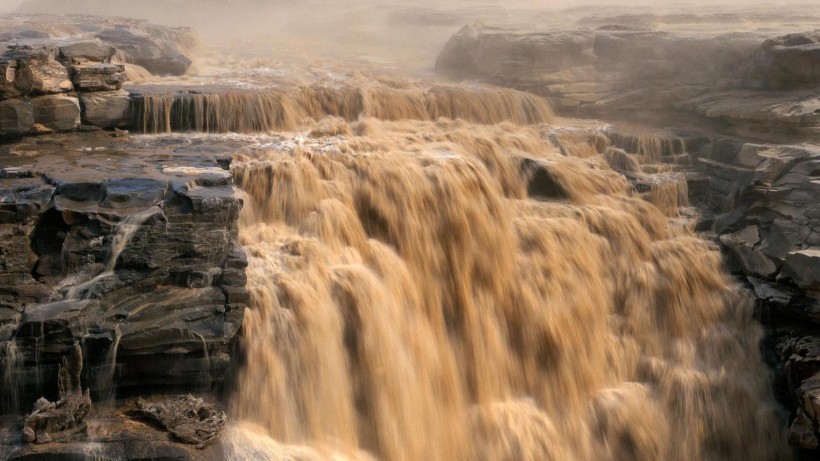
[31,95,80,132]
[790,409,819,449]
[719,225,779,279]
[134,395,226,448]
[781,248,820,290]
[79,89,131,128]
[71,63,126,91]
[0,98,34,136]
[220,268,247,287]
[23,343,92,444]
[101,177,167,209]
[519,157,569,200]
[19,299,97,343]
[789,371,820,449]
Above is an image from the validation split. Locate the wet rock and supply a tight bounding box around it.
[604,147,642,174]
[22,343,92,444]
[71,63,127,91]
[519,157,569,200]
[97,28,192,76]
[79,89,131,128]
[30,94,80,132]
[0,98,34,136]
[0,142,248,402]
[134,395,226,448]
[790,409,819,449]
[18,300,99,349]
[781,248,820,290]
[789,371,820,449]
[101,177,167,209]
[719,225,779,279]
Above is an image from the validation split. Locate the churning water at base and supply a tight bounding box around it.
[226,90,791,460]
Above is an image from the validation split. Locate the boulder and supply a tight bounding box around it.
[72,63,127,91]
[755,32,820,89]
[31,94,80,131]
[59,40,116,62]
[97,28,191,76]
[0,46,72,96]
[519,157,570,200]
[719,225,779,278]
[0,98,35,136]
[79,89,131,128]
[781,248,820,290]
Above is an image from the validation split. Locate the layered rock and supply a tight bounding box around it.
[0,133,247,418]
[436,24,820,140]
[79,89,130,128]
[0,14,199,139]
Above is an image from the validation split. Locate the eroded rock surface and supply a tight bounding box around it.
[0,14,198,138]
[22,343,92,444]
[0,133,247,417]
[134,395,226,448]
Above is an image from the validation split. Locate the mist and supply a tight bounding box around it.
[2,0,816,69]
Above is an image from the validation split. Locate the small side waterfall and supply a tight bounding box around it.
[63,207,161,301]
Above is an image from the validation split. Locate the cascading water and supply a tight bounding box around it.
[223,87,792,461]
[130,84,553,134]
[63,207,160,301]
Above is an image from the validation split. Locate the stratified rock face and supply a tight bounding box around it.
[0,134,247,415]
[0,46,73,98]
[435,24,819,139]
[79,89,130,128]
[0,98,34,135]
[436,24,759,93]
[30,94,80,131]
[72,63,127,91]
[0,14,199,138]
[598,125,819,451]
[22,344,92,444]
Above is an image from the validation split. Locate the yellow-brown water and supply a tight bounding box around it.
[226,88,790,460]
[133,83,553,133]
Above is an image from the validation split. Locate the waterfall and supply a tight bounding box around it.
[225,108,790,460]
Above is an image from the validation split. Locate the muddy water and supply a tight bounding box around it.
[224,88,791,460]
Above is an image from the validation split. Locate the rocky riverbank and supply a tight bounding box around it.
[0,131,247,460]
[0,4,818,460]
[436,21,819,142]
[0,14,197,138]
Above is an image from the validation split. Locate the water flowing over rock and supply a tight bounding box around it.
[227,114,790,461]
[1,3,819,460]
[22,343,91,444]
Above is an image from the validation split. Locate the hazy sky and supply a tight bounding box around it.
[1,0,815,15]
